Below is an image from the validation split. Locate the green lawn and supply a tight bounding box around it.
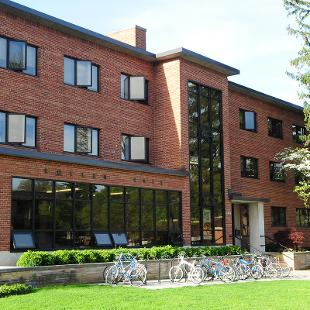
[0,280,309,310]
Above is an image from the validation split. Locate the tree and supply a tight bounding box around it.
[277,1,310,208]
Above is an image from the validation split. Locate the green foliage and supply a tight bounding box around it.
[16,245,243,267]
[294,180,310,208]
[0,284,33,298]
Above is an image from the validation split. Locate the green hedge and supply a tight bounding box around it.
[0,284,33,298]
[17,245,243,267]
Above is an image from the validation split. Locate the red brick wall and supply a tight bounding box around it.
[228,89,309,246]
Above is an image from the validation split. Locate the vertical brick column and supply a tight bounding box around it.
[0,174,11,251]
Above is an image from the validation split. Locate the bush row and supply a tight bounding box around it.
[17,245,243,267]
[0,284,33,298]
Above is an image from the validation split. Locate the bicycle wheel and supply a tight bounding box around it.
[105,265,119,284]
[265,265,278,278]
[130,264,147,286]
[219,266,236,282]
[251,264,264,280]
[169,266,183,282]
[270,263,282,278]
[189,266,204,284]
[239,264,251,280]
[201,265,213,281]
[281,263,291,278]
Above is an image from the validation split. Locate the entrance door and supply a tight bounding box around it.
[240,204,250,250]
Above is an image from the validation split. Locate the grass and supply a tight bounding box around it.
[0,280,309,310]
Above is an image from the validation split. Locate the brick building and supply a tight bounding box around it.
[0,0,306,264]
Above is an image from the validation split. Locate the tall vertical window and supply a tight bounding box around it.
[0,36,37,76]
[271,207,286,226]
[268,117,283,139]
[292,124,306,144]
[64,56,99,92]
[64,124,99,156]
[296,208,310,227]
[270,161,285,182]
[240,109,256,132]
[240,156,258,178]
[121,134,149,163]
[0,111,36,147]
[120,73,148,103]
[188,81,224,245]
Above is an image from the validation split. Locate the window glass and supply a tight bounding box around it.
[35,200,53,229]
[296,208,310,227]
[76,127,92,153]
[271,207,286,226]
[75,183,90,200]
[12,232,35,249]
[8,40,26,70]
[241,156,258,178]
[76,60,92,86]
[88,65,98,92]
[121,74,129,99]
[90,129,98,156]
[23,117,36,147]
[55,200,73,229]
[245,111,255,130]
[268,118,283,138]
[93,185,108,230]
[0,37,7,68]
[12,200,32,229]
[35,232,53,249]
[75,200,91,230]
[121,135,130,160]
[35,180,53,199]
[292,125,306,144]
[64,124,75,152]
[64,57,75,85]
[270,162,285,182]
[0,112,5,142]
[55,231,73,248]
[12,178,33,193]
[23,45,36,76]
[55,181,73,200]
[8,114,26,143]
[130,136,146,161]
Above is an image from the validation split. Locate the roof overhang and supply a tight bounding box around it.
[156,48,240,77]
[229,192,271,203]
[228,81,304,114]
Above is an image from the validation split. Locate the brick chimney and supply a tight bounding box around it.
[106,25,147,50]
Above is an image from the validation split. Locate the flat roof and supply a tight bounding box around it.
[228,81,303,114]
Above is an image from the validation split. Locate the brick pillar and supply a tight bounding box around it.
[0,175,11,251]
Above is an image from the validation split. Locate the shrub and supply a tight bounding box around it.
[17,245,244,267]
[0,284,33,298]
[288,229,304,250]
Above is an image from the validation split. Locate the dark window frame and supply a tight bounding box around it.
[240,156,258,179]
[120,72,149,104]
[64,123,99,157]
[11,176,182,251]
[64,55,99,93]
[270,161,285,182]
[268,117,283,139]
[121,134,149,164]
[239,109,257,132]
[0,110,37,148]
[271,206,286,227]
[292,124,306,144]
[0,35,38,76]
[296,208,310,228]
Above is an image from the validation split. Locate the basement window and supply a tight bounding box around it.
[121,134,149,163]
[120,73,148,103]
[0,36,37,76]
[64,56,99,92]
[64,123,99,156]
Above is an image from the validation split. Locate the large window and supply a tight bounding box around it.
[0,36,37,76]
[64,56,99,92]
[120,73,148,103]
[11,177,182,250]
[240,156,258,178]
[240,109,256,132]
[0,111,36,147]
[270,161,285,182]
[268,117,283,139]
[292,124,306,144]
[188,81,224,245]
[296,208,310,227]
[121,134,149,163]
[271,207,286,227]
[64,124,99,156]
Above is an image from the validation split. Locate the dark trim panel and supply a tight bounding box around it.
[0,146,188,177]
[228,192,271,203]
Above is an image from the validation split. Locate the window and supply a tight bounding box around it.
[0,111,36,147]
[296,208,310,227]
[64,56,99,92]
[268,117,283,138]
[240,109,256,132]
[121,134,149,162]
[292,124,306,144]
[120,73,148,102]
[0,36,37,76]
[270,161,285,182]
[240,156,258,178]
[64,124,99,156]
[271,207,286,226]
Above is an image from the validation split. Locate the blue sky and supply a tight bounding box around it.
[14,0,302,105]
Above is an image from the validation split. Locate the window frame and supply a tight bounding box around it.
[121,134,149,163]
[296,208,310,228]
[292,124,306,144]
[63,55,99,92]
[0,35,38,76]
[271,206,286,227]
[268,117,283,139]
[120,73,149,104]
[240,156,258,179]
[269,161,285,182]
[239,109,257,132]
[0,110,37,148]
[63,123,99,156]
